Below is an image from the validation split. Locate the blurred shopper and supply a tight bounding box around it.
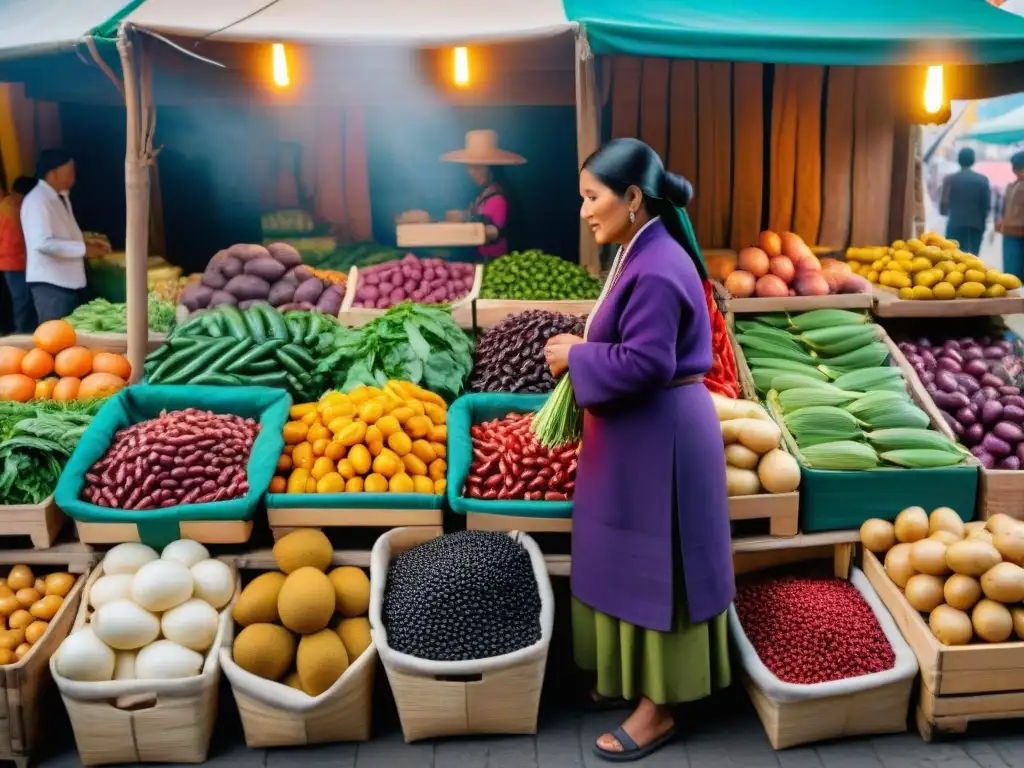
[997,151,1024,279]
[0,176,38,332]
[941,147,991,255]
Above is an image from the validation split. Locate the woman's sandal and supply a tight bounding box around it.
[584,690,631,712]
[592,725,679,763]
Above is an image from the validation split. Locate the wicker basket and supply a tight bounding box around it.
[0,565,88,768]
[370,527,554,743]
[51,564,240,765]
[219,578,377,747]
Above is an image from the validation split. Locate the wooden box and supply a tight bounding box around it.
[370,527,552,743]
[338,264,482,330]
[872,285,1024,318]
[267,505,443,541]
[863,550,1024,740]
[75,519,253,546]
[396,222,485,248]
[0,496,67,549]
[0,559,87,768]
[472,299,595,330]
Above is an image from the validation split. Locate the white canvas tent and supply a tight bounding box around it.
[110,4,599,378]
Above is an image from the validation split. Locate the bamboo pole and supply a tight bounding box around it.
[575,31,600,276]
[117,27,152,383]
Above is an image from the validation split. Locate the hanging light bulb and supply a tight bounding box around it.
[272,43,290,88]
[453,47,470,87]
[924,65,943,114]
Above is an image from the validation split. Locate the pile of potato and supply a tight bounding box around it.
[713,393,801,496]
[861,509,1024,645]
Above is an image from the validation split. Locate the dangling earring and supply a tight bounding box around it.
[629,211,635,225]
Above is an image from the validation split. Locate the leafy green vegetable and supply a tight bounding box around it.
[0,406,98,505]
[531,376,582,447]
[318,303,473,402]
[64,293,176,333]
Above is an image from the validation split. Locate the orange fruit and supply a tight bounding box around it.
[54,346,93,378]
[20,348,54,379]
[52,377,81,402]
[90,352,131,380]
[34,378,58,399]
[0,374,35,403]
[78,373,126,400]
[0,346,27,376]
[32,320,76,355]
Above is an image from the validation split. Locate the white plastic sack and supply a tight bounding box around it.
[50,563,238,701]
[369,528,554,677]
[219,625,377,713]
[728,566,918,703]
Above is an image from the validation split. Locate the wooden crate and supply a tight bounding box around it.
[75,520,253,545]
[465,513,571,534]
[53,566,239,765]
[724,292,873,315]
[371,527,551,742]
[729,493,799,537]
[267,505,443,541]
[0,496,67,549]
[863,550,1024,740]
[396,222,485,248]
[0,558,88,768]
[472,299,595,330]
[338,264,482,330]
[74,331,168,353]
[872,285,1024,318]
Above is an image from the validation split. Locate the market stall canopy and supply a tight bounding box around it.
[962,104,1024,144]
[0,0,137,61]
[123,0,575,46]
[561,0,1024,66]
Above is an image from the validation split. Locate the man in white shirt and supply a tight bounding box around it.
[21,149,109,323]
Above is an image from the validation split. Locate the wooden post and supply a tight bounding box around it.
[117,27,152,383]
[575,30,600,276]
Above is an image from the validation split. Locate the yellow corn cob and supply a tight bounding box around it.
[800,440,880,470]
[881,449,966,468]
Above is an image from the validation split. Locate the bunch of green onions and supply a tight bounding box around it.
[531,375,583,447]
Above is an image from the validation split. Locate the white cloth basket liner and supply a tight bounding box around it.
[219,623,378,713]
[728,566,918,703]
[50,561,238,701]
[369,528,554,677]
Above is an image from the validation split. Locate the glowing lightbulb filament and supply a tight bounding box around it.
[924,65,943,114]
[272,43,290,88]
[453,47,470,87]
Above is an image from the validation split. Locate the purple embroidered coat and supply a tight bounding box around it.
[567,220,735,632]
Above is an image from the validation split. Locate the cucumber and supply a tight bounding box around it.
[244,359,278,374]
[282,343,316,369]
[275,347,307,379]
[173,315,207,337]
[226,339,285,373]
[258,304,289,341]
[247,370,290,388]
[303,313,329,346]
[160,338,237,385]
[150,340,218,381]
[209,339,252,373]
[243,308,267,344]
[286,313,308,345]
[167,335,209,349]
[190,371,243,386]
[200,312,226,338]
[218,306,249,340]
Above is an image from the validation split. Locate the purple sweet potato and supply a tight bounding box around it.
[293,277,325,305]
[225,243,271,262]
[266,242,303,268]
[267,280,297,306]
[180,283,213,311]
[224,274,271,300]
[243,256,287,282]
[200,269,226,290]
[238,299,270,310]
[208,290,238,307]
[316,284,344,314]
[219,256,243,279]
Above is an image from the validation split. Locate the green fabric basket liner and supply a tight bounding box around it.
[798,464,979,533]
[447,392,573,519]
[265,492,442,511]
[55,385,291,548]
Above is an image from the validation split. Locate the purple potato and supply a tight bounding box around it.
[983,433,1013,457]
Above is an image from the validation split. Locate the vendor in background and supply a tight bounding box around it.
[544,138,732,762]
[940,147,990,256]
[440,130,524,261]
[21,149,110,323]
[996,151,1024,279]
[0,176,39,333]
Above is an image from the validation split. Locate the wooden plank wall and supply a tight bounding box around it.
[607,57,905,251]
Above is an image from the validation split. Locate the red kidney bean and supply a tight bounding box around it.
[734,574,896,685]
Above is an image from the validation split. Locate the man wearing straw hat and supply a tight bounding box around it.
[441,130,525,261]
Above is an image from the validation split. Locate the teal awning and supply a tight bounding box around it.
[0,0,140,61]
[564,0,1024,66]
[963,104,1024,145]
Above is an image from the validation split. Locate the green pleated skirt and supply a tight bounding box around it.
[571,592,731,706]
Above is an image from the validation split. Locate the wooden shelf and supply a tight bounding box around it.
[873,285,1024,318]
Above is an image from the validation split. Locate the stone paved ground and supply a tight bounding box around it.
[32,682,1024,768]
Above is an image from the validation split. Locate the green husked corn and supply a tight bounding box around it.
[751,314,791,329]
[738,335,818,365]
[820,341,889,370]
[801,326,881,357]
[832,366,904,392]
[881,449,967,468]
[767,374,836,393]
[747,358,829,379]
[737,330,803,352]
[787,309,871,331]
[800,440,880,469]
[778,386,864,413]
[752,369,806,392]
[844,390,910,416]
[737,325,801,345]
[785,406,865,447]
[859,402,932,430]
[867,428,965,453]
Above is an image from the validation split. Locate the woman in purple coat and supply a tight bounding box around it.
[545,139,734,762]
